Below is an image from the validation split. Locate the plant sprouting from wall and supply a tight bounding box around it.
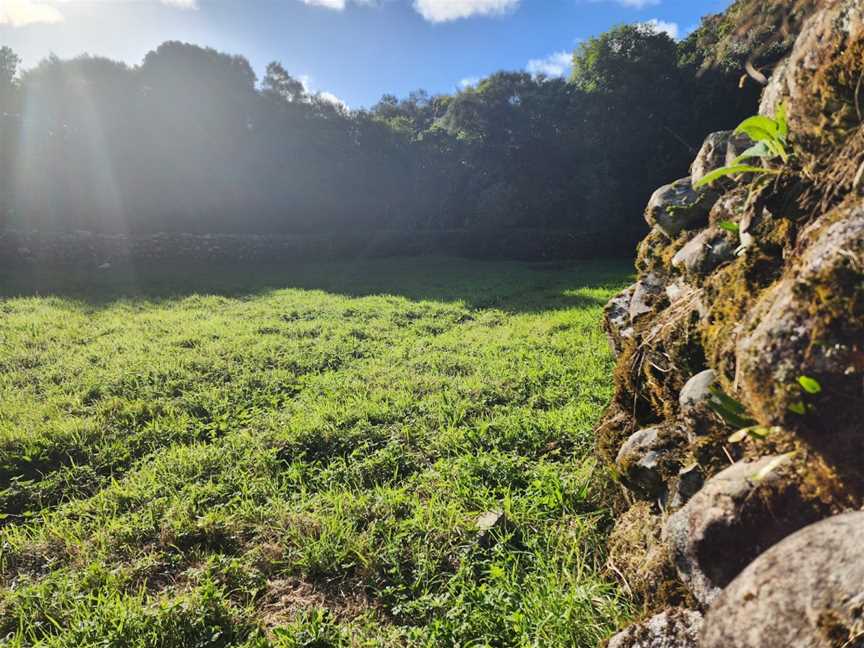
[695,104,791,188]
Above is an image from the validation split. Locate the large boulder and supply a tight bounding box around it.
[759,0,864,138]
[607,609,703,648]
[645,179,717,238]
[671,228,736,278]
[615,426,683,500]
[678,370,717,415]
[702,512,864,648]
[735,203,864,460]
[664,456,822,606]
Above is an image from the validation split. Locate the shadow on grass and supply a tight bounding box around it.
[0,256,634,314]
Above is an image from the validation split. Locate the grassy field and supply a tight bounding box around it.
[0,257,632,647]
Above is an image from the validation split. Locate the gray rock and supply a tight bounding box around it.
[723,132,755,168]
[616,426,684,500]
[616,427,663,496]
[629,273,666,323]
[671,228,736,277]
[645,178,717,238]
[664,281,687,304]
[735,206,864,432]
[608,609,703,648]
[669,464,704,510]
[664,456,820,606]
[760,1,864,130]
[604,285,637,355]
[759,57,790,118]
[691,131,732,187]
[678,369,717,414]
[702,512,864,648]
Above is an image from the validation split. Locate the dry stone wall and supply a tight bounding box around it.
[600,2,864,645]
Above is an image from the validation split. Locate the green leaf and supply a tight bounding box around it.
[717,220,740,233]
[708,386,756,428]
[694,164,780,188]
[776,102,788,139]
[788,400,807,415]
[733,141,773,163]
[735,115,780,142]
[798,375,822,394]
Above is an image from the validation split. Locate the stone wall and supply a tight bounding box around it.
[599,2,864,646]
[0,227,644,267]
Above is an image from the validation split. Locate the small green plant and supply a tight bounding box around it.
[708,385,756,429]
[716,220,740,234]
[789,374,822,415]
[695,104,790,189]
[797,375,822,395]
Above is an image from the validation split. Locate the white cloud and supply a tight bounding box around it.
[0,0,64,27]
[639,18,679,39]
[159,0,199,8]
[301,0,347,8]
[616,0,660,7]
[297,0,379,10]
[459,76,480,88]
[318,90,349,110]
[296,74,348,110]
[413,0,519,23]
[526,51,572,78]
[1,0,198,27]
[588,0,660,8]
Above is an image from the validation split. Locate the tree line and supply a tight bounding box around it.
[0,18,765,257]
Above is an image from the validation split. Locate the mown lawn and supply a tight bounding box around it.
[0,257,632,647]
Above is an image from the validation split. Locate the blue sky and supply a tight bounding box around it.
[1,0,732,107]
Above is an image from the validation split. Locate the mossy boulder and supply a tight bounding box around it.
[702,512,864,648]
[645,179,718,238]
[734,202,864,476]
[664,456,825,606]
[607,609,702,648]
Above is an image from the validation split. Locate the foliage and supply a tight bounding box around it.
[797,375,822,395]
[694,105,790,188]
[707,385,757,429]
[0,20,765,256]
[0,258,633,647]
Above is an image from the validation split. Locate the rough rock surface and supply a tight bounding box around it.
[678,370,716,415]
[629,273,666,322]
[690,132,731,187]
[765,0,864,134]
[615,427,683,500]
[645,179,717,238]
[702,512,864,648]
[664,457,821,606]
[735,205,864,448]
[607,609,703,648]
[604,285,637,356]
[598,1,864,640]
[671,228,736,278]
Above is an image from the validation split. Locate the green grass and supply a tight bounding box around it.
[0,256,633,647]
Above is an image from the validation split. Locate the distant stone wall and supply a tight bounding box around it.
[0,227,644,267]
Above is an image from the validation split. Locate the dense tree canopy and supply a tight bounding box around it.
[0,17,766,257]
